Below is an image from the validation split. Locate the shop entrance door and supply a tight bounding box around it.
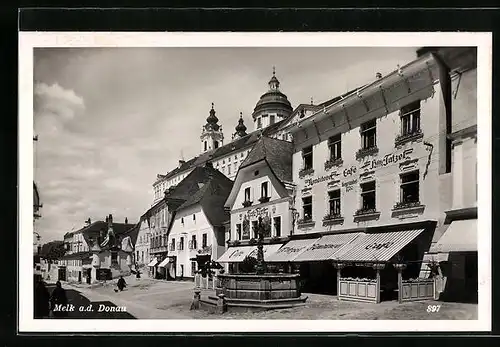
[464,252,478,303]
[86,268,91,284]
[78,271,82,283]
[58,267,66,281]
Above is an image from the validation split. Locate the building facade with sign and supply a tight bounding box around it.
[283,51,456,300]
[218,136,295,272]
[166,162,232,279]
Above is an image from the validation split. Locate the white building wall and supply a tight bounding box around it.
[135,219,151,266]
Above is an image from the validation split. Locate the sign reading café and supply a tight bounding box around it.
[304,147,416,188]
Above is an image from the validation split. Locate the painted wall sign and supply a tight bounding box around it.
[342,179,358,192]
[366,149,414,170]
[245,207,269,219]
[364,242,395,250]
[309,243,343,251]
[305,172,340,187]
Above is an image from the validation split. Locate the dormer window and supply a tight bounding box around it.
[261,182,269,198]
[244,187,251,202]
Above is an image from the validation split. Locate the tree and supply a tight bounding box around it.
[240,255,257,273]
[40,241,66,261]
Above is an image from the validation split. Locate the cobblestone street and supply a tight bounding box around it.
[64,275,477,320]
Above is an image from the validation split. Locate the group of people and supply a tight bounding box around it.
[34,279,68,319]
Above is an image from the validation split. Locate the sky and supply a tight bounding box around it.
[33,47,417,243]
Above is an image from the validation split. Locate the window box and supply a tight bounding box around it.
[353,208,381,222]
[270,235,282,242]
[322,214,344,226]
[324,157,343,170]
[297,218,315,228]
[393,201,423,210]
[355,146,379,160]
[242,200,253,208]
[259,196,271,204]
[249,238,258,245]
[299,167,314,178]
[395,129,423,147]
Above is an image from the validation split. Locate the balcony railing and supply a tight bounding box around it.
[392,201,423,210]
[188,240,198,250]
[322,213,344,225]
[297,218,315,228]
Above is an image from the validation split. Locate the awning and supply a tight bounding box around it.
[418,252,450,278]
[334,229,425,262]
[294,233,364,262]
[147,258,158,267]
[266,238,320,262]
[217,246,256,263]
[247,244,284,259]
[158,258,170,267]
[432,219,477,253]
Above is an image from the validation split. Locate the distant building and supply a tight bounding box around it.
[58,216,137,284]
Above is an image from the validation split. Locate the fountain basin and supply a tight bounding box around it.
[214,273,308,310]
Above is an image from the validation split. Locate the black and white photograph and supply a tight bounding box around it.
[20,32,491,332]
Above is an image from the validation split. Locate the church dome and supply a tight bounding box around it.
[235,112,247,133]
[252,68,293,119]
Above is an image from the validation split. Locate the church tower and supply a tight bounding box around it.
[201,103,224,153]
[232,112,248,141]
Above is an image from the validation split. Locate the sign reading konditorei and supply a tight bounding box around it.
[304,147,417,187]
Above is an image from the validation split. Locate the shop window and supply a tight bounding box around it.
[252,221,259,239]
[328,189,341,217]
[400,101,421,136]
[273,217,281,237]
[361,119,377,149]
[328,134,342,160]
[202,233,208,248]
[302,196,312,221]
[302,146,313,170]
[400,171,420,204]
[360,181,376,211]
[236,223,242,240]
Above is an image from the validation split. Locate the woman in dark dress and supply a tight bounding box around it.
[117,276,126,291]
[34,279,50,318]
[50,281,68,318]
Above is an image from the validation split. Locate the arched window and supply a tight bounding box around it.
[214,140,219,149]
[204,141,207,151]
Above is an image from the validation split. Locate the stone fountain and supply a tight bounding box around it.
[209,215,308,312]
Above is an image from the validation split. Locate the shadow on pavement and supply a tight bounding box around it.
[43,286,136,319]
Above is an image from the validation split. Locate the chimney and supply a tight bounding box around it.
[108,214,113,225]
[125,217,128,224]
[179,160,185,168]
[205,161,213,168]
[105,216,109,224]
[376,72,382,79]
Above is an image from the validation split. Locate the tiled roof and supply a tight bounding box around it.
[61,251,91,260]
[240,136,293,183]
[157,117,291,183]
[175,165,233,227]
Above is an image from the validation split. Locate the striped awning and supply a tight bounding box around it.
[217,246,255,263]
[266,238,320,262]
[158,258,170,267]
[247,243,284,260]
[294,233,364,262]
[334,229,425,262]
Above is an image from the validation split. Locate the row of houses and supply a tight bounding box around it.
[43,46,477,303]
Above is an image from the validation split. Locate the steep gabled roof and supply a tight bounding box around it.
[173,164,233,227]
[239,136,293,183]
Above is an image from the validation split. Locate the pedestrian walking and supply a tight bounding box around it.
[34,279,50,319]
[116,276,127,292]
[49,281,68,318]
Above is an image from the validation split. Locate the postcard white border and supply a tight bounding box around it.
[19,32,492,333]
